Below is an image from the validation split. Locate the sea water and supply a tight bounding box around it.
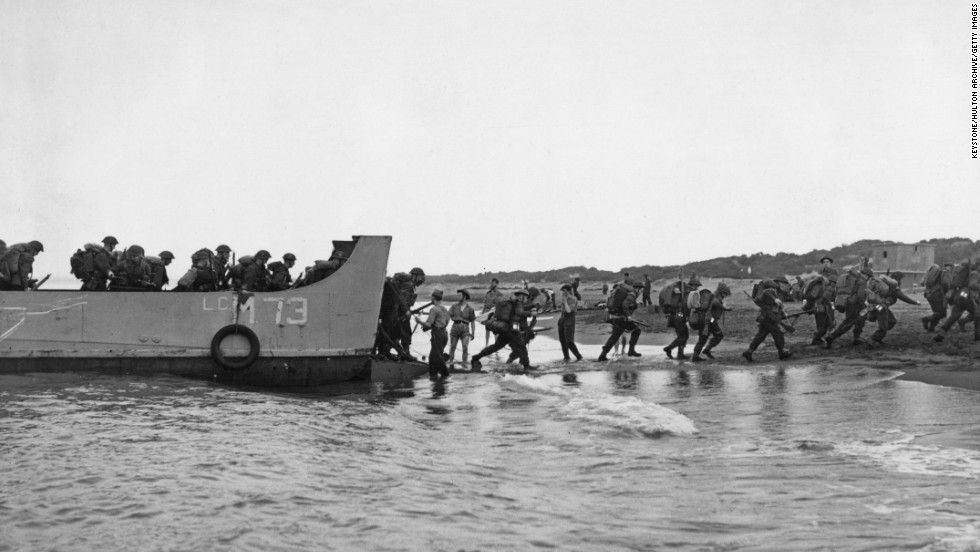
[2,337,980,551]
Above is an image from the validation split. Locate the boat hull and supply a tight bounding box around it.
[0,235,429,386]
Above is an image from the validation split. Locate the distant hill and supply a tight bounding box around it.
[429,238,980,285]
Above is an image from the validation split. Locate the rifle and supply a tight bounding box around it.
[783,310,814,320]
[406,301,434,318]
[30,273,51,290]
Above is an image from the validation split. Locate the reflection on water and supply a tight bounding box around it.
[2,361,980,552]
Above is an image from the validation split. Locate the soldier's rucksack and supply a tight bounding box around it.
[924,264,942,288]
[951,263,970,289]
[145,256,166,289]
[227,255,254,281]
[658,282,683,313]
[487,298,516,333]
[687,289,711,311]
[802,277,824,302]
[834,269,863,312]
[69,245,98,280]
[607,285,631,315]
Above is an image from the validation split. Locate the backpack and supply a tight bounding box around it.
[951,263,970,289]
[488,298,516,333]
[607,285,631,315]
[924,264,942,288]
[69,247,96,280]
[227,255,254,281]
[687,289,711,311]
[834,269,863,312]
[658,282,683,313]
[803,277,824,301]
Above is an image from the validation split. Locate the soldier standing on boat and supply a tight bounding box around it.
[448,289,477,368]
[392,267,425,357]
[214,245,233,290]
[145,251,174,291]
[268,253,296,291]
[109,245,151,290]
[471,289,532,372]
[416,289,451,380]
[243,250,272,292]
[69,236,116,291]
[0,240,43,291]
[598,279,644,361]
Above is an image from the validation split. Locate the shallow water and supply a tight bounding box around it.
[2,336,980,551]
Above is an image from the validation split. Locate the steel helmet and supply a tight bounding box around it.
[283,253,297,261]
[127,245,145,256]
[255,250,272,259]
[216,244,232,253]
[159,250,175,260]
[688,277,702,287]
[410,267,425,276]
[103,236,119,245]
[28,240,44,252]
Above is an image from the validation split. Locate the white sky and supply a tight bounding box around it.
[3,0,977,281]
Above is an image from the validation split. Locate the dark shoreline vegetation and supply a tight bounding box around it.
[427,238,980,285]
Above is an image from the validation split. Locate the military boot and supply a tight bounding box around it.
[933,333,945,342]
[741,350,753,362]
[921,317,931,331]
[663,345,674,359]
[598,348,610,362]
[627,347,642,357]
[691,353,704,362]
[702,347,715,359]
[675,347,689,360]
[822,337,834,349]
[470,357,483,372]
[778,350,793,360]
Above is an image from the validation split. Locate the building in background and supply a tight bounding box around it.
[870,242,935,290]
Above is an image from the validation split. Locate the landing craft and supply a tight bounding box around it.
[0,236,427,386]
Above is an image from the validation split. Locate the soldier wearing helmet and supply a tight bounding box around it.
[383,267,426,357]
[242,250,272,292]
[109,245,151,290]
[0,240,44,291]
[661,275,701,360]
[691,282,732,362]
[68,237,117,291]
[213,245,233,290]
[742,279,793,362]
[144,250,174,291]
[268,253,297,291]
[598,278,644,361]
[470,288,533,372]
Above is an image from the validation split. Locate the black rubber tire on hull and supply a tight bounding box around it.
[211,324,260,371]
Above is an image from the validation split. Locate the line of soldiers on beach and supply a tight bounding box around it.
[0,237,348,293]
[376,255,980,379]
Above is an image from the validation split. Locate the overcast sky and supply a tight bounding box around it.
[3,0,977,282]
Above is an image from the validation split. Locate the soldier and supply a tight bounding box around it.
[933,262,980,343]
[381,267,426,358]
[865,271,920,346]
[598,279,644,361]
[214,245,233,290]
[742,279,793,362]
[71,236,117,291]
[642,274,653,306]
[177,248,221,291]
[921,263,952,332]
[448,289,477,367]
[416,289,451,380]
[296,250,347,287]
[242,250,272,292]
[557,282,583,362]
[823,267,872,349]
[109,245,151,290]
[803,273,837,346]
[471,289,532,372]
[0,240,6,257]
[482,277,502,346]
[145,251,174,291]
[571,274,582,301]
[0,240,43,291]
[691,282,731,362]
[268,253,296,291]
[661,276,700,360]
